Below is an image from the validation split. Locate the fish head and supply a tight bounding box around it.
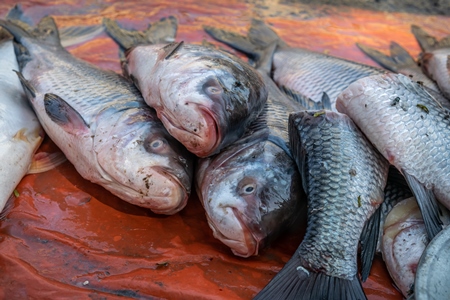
[94,109,194,214]
[196,139,304,257]
[126,44,267,157]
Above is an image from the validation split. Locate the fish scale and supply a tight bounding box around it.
[256,110,389,300]
[273,48,384,109]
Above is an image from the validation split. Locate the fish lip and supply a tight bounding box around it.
[149,165,190,213]
[159,105,221,157]
[207,207,260,257]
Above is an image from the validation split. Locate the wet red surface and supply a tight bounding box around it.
[1,1,449,299]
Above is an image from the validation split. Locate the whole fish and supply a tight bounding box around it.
[336,73,450,239]
[205,19,384,111]
[195,38,307,257]
[0,30,43,214]
[254,111,389,300]
[103,17,268,158]
[356,41,440,91]
[411,25,450,99]
[0,17,194,215]
[382,197,450,298]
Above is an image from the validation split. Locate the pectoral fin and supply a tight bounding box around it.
[44,93,90,135]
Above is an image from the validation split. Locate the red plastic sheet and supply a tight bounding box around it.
[1,1,448,299]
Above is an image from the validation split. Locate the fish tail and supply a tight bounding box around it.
[103,16,178,51]
[254,253,367,300]
[204,19,281,72]
[356,41,416,73]
[0,15,61,46]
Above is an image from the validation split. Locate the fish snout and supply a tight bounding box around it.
[138,167,190,214]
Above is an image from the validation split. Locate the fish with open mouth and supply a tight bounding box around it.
[103,17,268,158]
[0,16,194,215]
[336,72,450,239]
[253,110,389,300]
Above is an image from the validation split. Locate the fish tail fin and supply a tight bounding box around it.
[356,42,416,73]
[359,206,381,282]
[410,25,450,52]
[103,16,178,52]
[254,252,367,300]
[204,19,282,72]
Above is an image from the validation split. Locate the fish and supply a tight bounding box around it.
[253,110,389,300]
[103,17,268,158]
[336,73,450,239]
[204,19,384,111]
[195,38,307,257]
[356,41,440,91]
[382,197,450,298]
[0,29,44,215]
[0,16,194,215]
[411,25,450,99]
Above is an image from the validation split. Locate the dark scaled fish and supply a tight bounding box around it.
[253,111,389,300]
[411,25,450,99]
[195,37,307,257]
[356,41,440,91]
[103,17,268,158]
[205,19,384,111]
[0,17,194,215]
[336,73,450,239]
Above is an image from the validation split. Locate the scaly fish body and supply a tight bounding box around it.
[254,111,389,299]
[104,18,268,158]
[272,46,383,109]
[0,34,43,213]
[337,73,450,212]
[0,17,194,214]
[195,72,306,257]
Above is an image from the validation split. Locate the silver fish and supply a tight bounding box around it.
[205,19,384,111]
[336,73,450,239]
[0,31,43,214]
[382,197,450,298]
[254,110,389,300]
[412,25,450,99]
[0,17,194,215]
[103,17,268,158]
[195,37,307,257]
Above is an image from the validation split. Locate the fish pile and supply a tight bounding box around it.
[1,4,450,300]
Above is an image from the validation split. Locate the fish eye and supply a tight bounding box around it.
[151,140,163,148]
[243,185,255,194]
[144,138,167,153]
[206,86,221,94]
[241,183,256,195]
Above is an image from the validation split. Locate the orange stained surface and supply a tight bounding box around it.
[1,0,449,299]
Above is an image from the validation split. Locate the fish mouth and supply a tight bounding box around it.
[144,166,190,214]
[159,106,220,157]
[206,207,260,257]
